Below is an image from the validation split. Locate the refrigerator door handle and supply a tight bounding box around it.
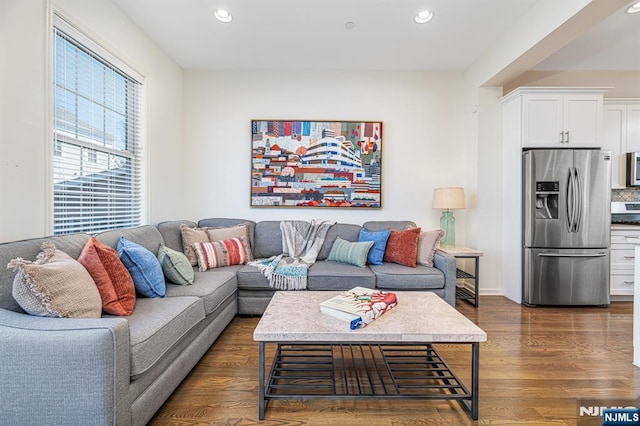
[574,167,582,233]
[538,252,607,258]
[566,167,574,232]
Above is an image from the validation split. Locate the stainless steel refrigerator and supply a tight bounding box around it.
[522,149,611,306]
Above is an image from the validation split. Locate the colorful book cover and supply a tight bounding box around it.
[319,286,398,329]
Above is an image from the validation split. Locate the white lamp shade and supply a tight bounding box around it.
[432,187,466,210]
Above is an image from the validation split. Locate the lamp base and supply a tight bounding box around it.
[440,211,455,247]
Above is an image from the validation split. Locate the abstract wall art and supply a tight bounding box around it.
[251,120,382,208]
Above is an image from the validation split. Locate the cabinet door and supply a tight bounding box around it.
[522,94,563,147]
[563,95,602,147]
[627,105,640,152]
[603,105,626,188]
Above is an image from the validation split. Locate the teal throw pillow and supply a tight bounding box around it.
[157,244,194,285]
[327,237,374,268]
[358,228,391,265]
[117,237,165,297]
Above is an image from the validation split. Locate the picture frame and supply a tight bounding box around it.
[251,120,382,208]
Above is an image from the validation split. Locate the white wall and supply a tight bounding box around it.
[182,70,472,235]
[504,71,640,98]
[0,0,184,242]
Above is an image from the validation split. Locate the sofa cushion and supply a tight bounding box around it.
[307,260,376,290]
[383,227,421,267]
[370,263,445,290]
[95,225,164,254]
[358,228,391,265]
[317,223,362,260]
[180,225,210,266]
[192,237,250,271]
[0,233,90,313]
[327,237,373,268]
[156,220,197,253]
[236,264,271,290]
[252,221,282,258]
[117,296,205,379]
[157,244,194,285]
[417,229,445,267]
[8,242,102,318]
[165,268,237,315]
[362,220,417,232]
[78,237,136,316]
[117,237,165,298]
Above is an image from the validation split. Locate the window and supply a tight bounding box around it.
[52,15,144,235]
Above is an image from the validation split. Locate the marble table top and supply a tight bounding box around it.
[253,291,487,343]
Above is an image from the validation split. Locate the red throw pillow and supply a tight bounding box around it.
[383,227,421,267]
[78,237,136,316]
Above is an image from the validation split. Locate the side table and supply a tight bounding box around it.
[437,246,483,307]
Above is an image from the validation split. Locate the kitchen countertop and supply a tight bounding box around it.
[612,223,640,230]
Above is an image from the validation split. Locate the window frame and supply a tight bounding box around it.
[50,13,147,236]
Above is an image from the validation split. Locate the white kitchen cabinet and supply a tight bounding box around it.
[611,226,640,296]
[522,91,605,148]
[603,99,640,188]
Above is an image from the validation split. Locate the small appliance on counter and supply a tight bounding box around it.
[612,201,640,224]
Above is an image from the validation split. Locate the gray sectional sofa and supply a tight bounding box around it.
[0,218,456,426]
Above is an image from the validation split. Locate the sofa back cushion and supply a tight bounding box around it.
[95,225,164,255]
[156,220,197,253]
[198,218,256,249]
[253,221,282,258]
[317,223,362,260]
[0,233,90,312]
[362,220,417,232]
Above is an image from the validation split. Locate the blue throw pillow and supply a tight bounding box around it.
[117,237,165,298]
[358,228,391,265]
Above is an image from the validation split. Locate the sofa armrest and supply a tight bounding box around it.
[433,251,456,306]
[0,309,131,426]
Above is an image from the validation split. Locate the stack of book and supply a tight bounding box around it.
[319,286,397,329]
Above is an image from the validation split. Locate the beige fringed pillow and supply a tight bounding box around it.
[8,242,102,318]
[180,224,210,266]
[417,229,445,267]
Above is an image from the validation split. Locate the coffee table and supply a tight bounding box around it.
[253,291,487,420]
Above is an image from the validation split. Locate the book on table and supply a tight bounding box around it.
[319,286,398,329]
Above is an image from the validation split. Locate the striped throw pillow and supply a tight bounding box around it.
[192,237,249,271]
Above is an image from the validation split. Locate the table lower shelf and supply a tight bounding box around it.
[259,343,478,420]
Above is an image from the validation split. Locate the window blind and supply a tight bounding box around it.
[52,15,143,235]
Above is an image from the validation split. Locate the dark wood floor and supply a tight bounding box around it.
[149,296,639,425]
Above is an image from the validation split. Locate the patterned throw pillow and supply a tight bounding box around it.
[417,229,445,267]
[8,242,102,318]
[180,224,210,266]
[192,237,250,272]
[358,228,391,265]
[157,244,194,285]
[327,237,374,268]
[117,237,165,298]
[383,227,421,267]
[78,237,136,316]
[206,224,254,261]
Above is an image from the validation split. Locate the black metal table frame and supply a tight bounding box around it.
[454,254,480,307]
[258,341,479,420]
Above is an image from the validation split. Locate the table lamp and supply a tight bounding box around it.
[432,187,466,247]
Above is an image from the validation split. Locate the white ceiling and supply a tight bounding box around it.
[112,0,640,72]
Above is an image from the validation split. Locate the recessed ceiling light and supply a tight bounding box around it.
[213,9,233,23]
[626,1,640,13]
[345,21,355,30]
[414,10,434,24]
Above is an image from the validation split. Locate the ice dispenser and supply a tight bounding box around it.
[535,181,559,219]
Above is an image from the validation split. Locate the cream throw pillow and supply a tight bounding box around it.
[206,224,254,261]
[180,224,210,266]
[417,229,445,267]
[8,242,102,318]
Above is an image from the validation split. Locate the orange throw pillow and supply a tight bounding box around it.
[78,237,136,316]
[383,227,421,267]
